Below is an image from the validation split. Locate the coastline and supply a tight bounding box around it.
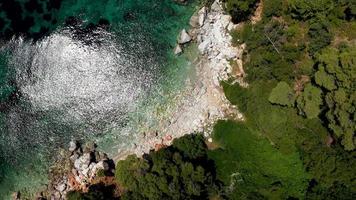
[43,0,247,198]
[123,0,247,160]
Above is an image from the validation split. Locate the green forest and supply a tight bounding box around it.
[68,0,356,199]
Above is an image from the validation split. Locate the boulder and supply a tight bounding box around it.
[12,192,20,200]
[189,13,199,28]
[69,152,80,163]
[68,140,77,152]
[211,0,221,12]
[55,183,67,192]
[198,7,207,27]
[178,29,192,44]
[174,44,183,55]
[74,153,92,170]
[83,141,96,153]
[221,15,232,29]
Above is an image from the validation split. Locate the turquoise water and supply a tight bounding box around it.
[0,0,198,198]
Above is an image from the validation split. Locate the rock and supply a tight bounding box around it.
[189,13,199,28]
[12,192,20,200]
[55,183,67,192]
[74,153,92,170]
[51,192,61,200]
[178,29,191,44]
[174,44,183,55]
[68,140,77,152]
[208,138,213,143]
[188,29,199,40]
[198,7,207,27]
[221,15,231,29]
[97,152,109,161]
[198,39,211,53]
[70,152,80,163]
[95,160,110,171]
[83,141,96,153]
[211,0,221,12]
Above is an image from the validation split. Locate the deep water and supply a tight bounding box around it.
[0,0,197,198]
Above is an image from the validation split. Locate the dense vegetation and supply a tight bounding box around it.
[219,0,356,198]
[230,0,355,151]
[115,134,223,199]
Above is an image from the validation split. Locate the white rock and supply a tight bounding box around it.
[211,1,221,12]
[221,15,231,29]
[227,22,236,31]
[198,7,207,27]
[198,39,211,53]
[174,44,183,55]
[93,160,105,170]
[208,138,213,143]
[68,140,77,152]
[178,29,192,44]
[56,183,67,192]
[74,153,91,171]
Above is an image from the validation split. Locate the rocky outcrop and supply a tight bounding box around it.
[132,0,246,156]
[44,141,115,200]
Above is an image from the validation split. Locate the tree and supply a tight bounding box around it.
[315,46,356,150]
[224,0,259,23]
[308,22,332,54]
[67,183,118,200]
[288,0,335,21]
[115,135,223,199]
[269,81,295,106]
[296,83,323,119]
[172,134,207,159]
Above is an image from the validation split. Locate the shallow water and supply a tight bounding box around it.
[0,0,197,198]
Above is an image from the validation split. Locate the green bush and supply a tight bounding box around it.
[268,81,295,106]
[296,83,323,119]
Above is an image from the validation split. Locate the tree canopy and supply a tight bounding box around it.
[115,134,223,200]
[316,46,356,150]
[268,81,295,106]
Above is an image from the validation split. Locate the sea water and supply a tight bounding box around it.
[0,0,197,198]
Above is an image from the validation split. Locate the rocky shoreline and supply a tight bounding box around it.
[128,0,246,157]
[27,141,116,200]
[28,1,247,199]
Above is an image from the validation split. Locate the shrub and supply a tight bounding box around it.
[269,81,295,106]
